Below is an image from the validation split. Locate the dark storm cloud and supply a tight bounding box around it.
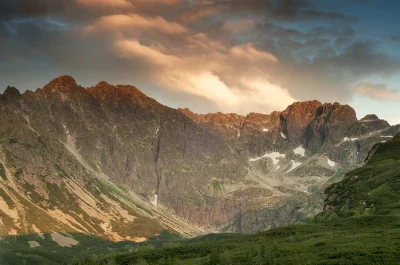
[212,0,356,22]
[275,40,400,102]
[0,0,80,21]
[390,36,400,42]
[214,0,310,20]
[297,10,356,22]
[307,26,355,38]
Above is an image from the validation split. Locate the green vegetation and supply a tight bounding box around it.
[0,233,136,265]
[67,216,400,265]
[211,180,223,192]
[0,232,182,265]
[323,133,400,218]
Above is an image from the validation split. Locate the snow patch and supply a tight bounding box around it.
[249,152,286,165]
[280,132,287,139]
[343,137,358,142]
[326,157,336,167]
[263,128,269,132]
[380,135,393,138]
[151,194,158,206]
[63,125,69,134]
[237,130,241,138]
[287,160,302,172]
[293,145,305,157]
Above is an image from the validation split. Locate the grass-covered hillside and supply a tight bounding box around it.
[322,133,400,218]
[0,232,181,265]
[69,216,400,265]
[68,134,400,265]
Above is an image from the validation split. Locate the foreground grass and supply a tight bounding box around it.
[70,216,400,265]
[0,232,180,265]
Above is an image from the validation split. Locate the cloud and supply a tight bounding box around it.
[230,44,278,63]
[353,82,400,101]
[390,35,400,42]
[222,19,256,34]
[212,0,356,22]
[272,40,400,103]
[179,6,218,23]
[0,0,71,21]
[75,0,134,8]
[214,0,311,20]
[114,39,179,67]
[135,0,182,5]
[112,37,295,113]
[85,13,187,35]
[298,10,356,22]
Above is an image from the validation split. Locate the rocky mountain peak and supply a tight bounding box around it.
[178,108,201,123]
[360,114,379,121]
[95,81,113,89]
[43,75,80,94]
[49,75,77,87]
[1,86,22,101]
[282,100,322,114]
[320,102,357,124]
[280,100,323,142]
[87,83,163,115]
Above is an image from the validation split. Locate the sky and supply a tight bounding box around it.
[1,0,400,124]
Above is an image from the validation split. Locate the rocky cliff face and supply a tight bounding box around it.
[179,99,400,232]
[0,76,398,239]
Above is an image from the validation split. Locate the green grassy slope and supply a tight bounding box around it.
[0,232,182,265]
[69,216,400,265]
[322,133,400,218]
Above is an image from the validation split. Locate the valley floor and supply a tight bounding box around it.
[63,215,400,265]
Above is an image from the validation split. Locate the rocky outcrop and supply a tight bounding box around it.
[280,100,322,145]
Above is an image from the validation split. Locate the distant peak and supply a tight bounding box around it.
[2,86,22,100]
[95,81,112,88]
[49,75,77,86]
[282,100,323,118]
[360,114,379,121]
[178,108,194,115]
[283,100,322,111]
[43,75,80,93]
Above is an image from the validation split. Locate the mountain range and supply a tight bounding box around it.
[1,75,399,243]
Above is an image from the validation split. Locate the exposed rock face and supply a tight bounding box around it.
[281,100,322,145]
[0,76,399,238]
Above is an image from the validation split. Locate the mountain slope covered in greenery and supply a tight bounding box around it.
[322,133,400,218]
